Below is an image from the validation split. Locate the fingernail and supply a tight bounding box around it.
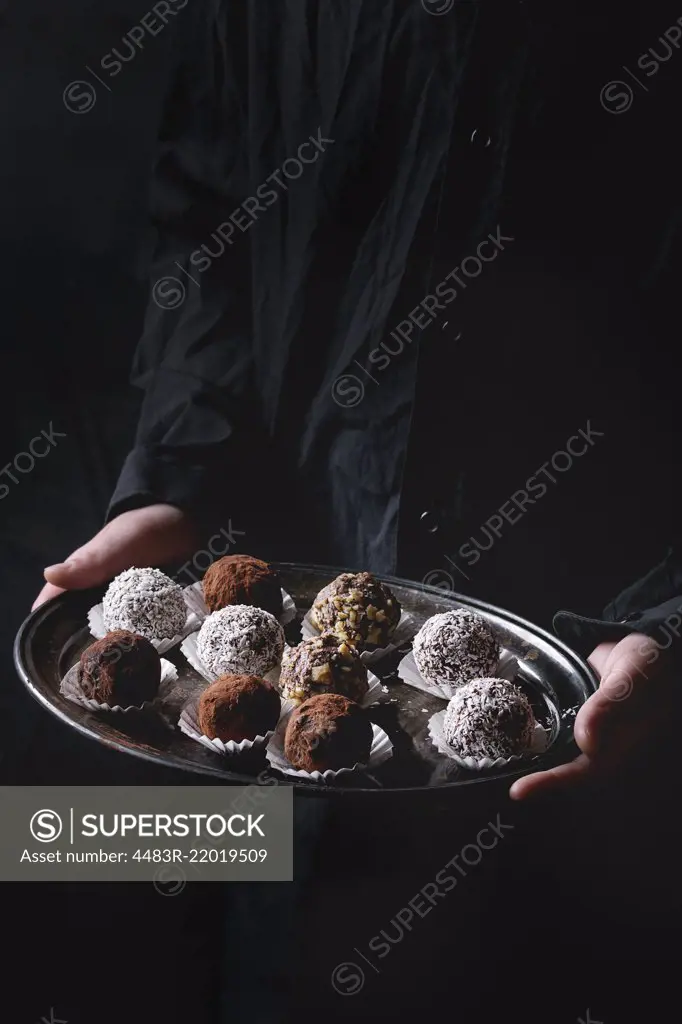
[44,564,63,573]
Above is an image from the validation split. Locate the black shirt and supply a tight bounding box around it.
[108,0,682,644]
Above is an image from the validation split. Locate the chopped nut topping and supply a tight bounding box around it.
[311,664,332,683]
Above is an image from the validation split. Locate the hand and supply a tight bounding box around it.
[32,504,199,610]
[510,631,674,799]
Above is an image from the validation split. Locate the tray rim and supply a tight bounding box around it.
[13,562,599,797]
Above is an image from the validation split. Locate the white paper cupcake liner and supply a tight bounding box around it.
[87,598,201,655]
[183,583,297,627]
[428,710,548,770]
[180,635,384,707]
[178,696,276,756]
[265,699,393,782]
[60,658,178,714]
[301,608,416,665]
[397,647,519,700]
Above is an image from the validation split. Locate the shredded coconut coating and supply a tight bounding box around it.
[443,677,534,759]
[412,608,499,686]
[102,567,187,641]
[196,605,285,678]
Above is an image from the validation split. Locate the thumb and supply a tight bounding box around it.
[40,504,198,594]
[44,554,110,590]
[573,632,664,757]
[509,753,592,800]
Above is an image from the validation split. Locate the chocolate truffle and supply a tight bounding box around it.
[197,674,281,742]
[412,608,499,686]
[443,677,534,759]
[284,693,373,772]
[202,554,283,617]
[310,571,401,648]
[196,605,285,678]
[77,630,161,706]
[102,567,187,641]
[279,633,369,705]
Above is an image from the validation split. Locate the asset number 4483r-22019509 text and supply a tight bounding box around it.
[132,849,268,863]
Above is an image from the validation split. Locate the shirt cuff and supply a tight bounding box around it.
[554,595,682,663]
[106,445,229,539]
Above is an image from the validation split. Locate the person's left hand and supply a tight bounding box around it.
[510,631,675,799]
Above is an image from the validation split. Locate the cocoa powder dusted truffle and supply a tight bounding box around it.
[279,633,369,705]
[202,554,283,617]
[310,572,401,648]
[196,605,285,678]
[102,567,187,641]
[77,630,161,706]
[443,678,534,759]
[197,674,281,742]
[284,693,373,772]
[412,608,499,687]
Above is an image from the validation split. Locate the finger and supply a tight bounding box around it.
[509,754,592,800]
[573,683,631,757]
[42,505,197,591]
[598,631,662,687]
[572,640,633,757]
[32,582,66,611]
[576,633,664,756]
[587,640,618,679]
[576,677,673,763]
[585,634,663,715]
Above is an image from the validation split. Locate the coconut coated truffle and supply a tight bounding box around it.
[197,674,281,742]
[443,677,534,759]
[412,608,499,686]
[102,567,187,641]
[77,630,161,706]
[284,693,373,772]
[279,633,369,705]
[311,571,401,648]
[202,554,283,617]
[196,605,285,678]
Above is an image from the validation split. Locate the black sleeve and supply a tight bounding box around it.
[554,544,682,662]
[107,0,260,537]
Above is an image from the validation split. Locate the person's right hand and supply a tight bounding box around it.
[32,504,199,610]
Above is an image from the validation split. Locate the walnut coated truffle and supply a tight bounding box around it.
[197,674,281,742]
[443,677,534,759]
[77,630,161,706]
[202,554,283,617]
[310,572,400,648]
[279,633,369,705]
[412,608,499,686]
[284,693,373,772]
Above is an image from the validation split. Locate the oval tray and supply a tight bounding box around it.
[14,563,597,796]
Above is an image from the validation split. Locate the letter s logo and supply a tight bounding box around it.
[63,81,97,114]
[30,810,63,842]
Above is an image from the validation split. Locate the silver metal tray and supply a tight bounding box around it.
[13,563,597,796]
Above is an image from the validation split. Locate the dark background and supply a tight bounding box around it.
[0,5,204,1020]
[1,2,682,1022]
